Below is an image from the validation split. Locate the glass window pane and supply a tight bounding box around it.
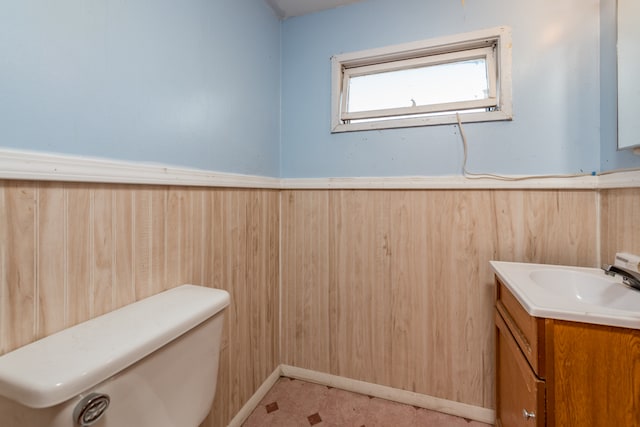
[347,59,489,113]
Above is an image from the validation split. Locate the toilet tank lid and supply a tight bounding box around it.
[0,285,230,409]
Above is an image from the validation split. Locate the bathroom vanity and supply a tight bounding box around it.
[491,262,640,427]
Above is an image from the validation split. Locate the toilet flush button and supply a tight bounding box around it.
[73,393,110,426]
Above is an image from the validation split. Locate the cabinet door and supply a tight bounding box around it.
[496,311,545,427]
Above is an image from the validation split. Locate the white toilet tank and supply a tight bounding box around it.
[0,285,230,427]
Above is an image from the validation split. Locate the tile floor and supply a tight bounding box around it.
[242,377,492,427]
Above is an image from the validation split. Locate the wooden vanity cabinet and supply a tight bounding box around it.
[495,312,545,427]
[495,281,547,427]
[495,277,640,427]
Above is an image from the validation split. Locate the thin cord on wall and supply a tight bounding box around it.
[455,113,640,179]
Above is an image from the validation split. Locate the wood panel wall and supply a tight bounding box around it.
[600,188,640,264]
[281,189,598,410]
[3,182,632,421]
[0,181,280,427]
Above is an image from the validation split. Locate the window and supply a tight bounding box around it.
[331,27,512,132]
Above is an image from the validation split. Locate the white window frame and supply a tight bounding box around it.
[331,26,512,133]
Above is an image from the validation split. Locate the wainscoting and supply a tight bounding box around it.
[1,179,637,426]
[280,189,598,409]
[600,187,640,263]
[0,181,280,427]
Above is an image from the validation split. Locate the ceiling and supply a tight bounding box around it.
[265,0,367,19]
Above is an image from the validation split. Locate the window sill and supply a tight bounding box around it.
[331,109,513,133]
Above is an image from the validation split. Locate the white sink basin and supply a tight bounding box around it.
[528,269,640,311]
[491,261,640,329]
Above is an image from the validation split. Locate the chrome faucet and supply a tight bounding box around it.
[602,264,640,291]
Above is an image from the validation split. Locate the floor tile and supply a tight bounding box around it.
[242,377,493,427]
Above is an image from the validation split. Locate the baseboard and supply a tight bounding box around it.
[227,366,282,427]
[278,365,495,425]
[227,365,495,426]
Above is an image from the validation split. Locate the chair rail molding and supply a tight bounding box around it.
[1,148,638,189]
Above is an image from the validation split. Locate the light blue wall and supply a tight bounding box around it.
[600,0,640,171]
[280,0,602,178]
[0,0,281,176]
[3,1,636,178]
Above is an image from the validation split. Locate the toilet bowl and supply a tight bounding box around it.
[0,285,230,427]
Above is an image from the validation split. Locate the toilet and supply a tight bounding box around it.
[0,285,230,427]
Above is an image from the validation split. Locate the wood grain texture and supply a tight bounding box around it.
[165,187,182,291]
[150,187,167,295]
[66,184,91,326]
[91,186,114,318]
[133,188,153,301]
[0,181,279,427]
[600,188,640,264]
[36,183,66,338]
[496,280,546,377]
[281,189,598,409]
[113,186,135,309]
[0,182,37,353]
[0,183,611,422]
[494,190,597,266]
[495,311,545,427]
[281,190,331,373]
[204,189,280,427]
[548,320,640,427]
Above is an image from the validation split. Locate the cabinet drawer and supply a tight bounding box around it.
[496,310,545,427]
[496,278,546,377]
